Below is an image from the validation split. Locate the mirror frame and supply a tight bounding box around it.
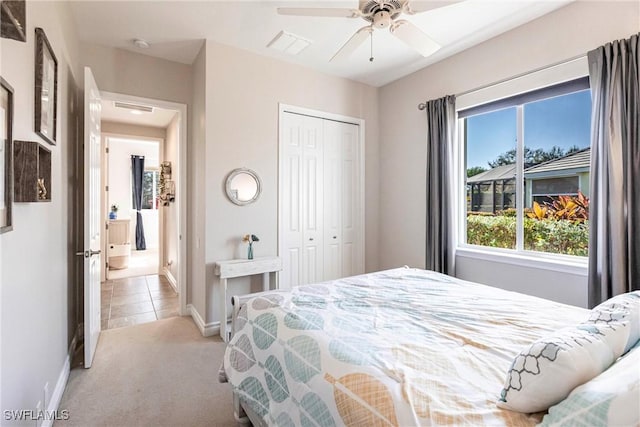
[225,167,262,206]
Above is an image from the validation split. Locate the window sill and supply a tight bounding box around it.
[455,246,589,276]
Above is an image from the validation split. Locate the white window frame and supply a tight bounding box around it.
[455,57,590,273]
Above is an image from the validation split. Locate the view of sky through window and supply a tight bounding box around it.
[466,90,591,170]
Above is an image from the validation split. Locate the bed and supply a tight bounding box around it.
[219,267,630,426]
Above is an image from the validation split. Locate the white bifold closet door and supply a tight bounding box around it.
[281,112,361,289]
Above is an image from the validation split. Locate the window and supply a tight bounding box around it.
[531,176,579,204]
[141,169,159,210]
[460,79,592,257]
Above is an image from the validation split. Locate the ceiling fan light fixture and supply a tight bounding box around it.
[280,0,445,62]
[372,10,392,29]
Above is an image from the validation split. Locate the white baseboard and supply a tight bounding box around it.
[187,304,220,337]
[41,331,77,427]
[163,267,178,293]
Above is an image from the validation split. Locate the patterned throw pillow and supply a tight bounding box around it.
[539,340,640,427]
[498,291,640,413]
[589,291,640,354]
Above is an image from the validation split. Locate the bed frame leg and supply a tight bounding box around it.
[233,393,250,425]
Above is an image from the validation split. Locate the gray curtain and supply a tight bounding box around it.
[131,155,147,251]
[587,33,639,307]
[425,95,456,274]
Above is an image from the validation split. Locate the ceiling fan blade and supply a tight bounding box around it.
[277,8,361,18]
[330,26,373,62]
[389,20,440,57]
[404,0,463,14]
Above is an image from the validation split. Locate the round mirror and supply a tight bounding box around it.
[225,168,262,206]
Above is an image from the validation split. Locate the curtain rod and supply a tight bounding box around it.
[417,53,587,110]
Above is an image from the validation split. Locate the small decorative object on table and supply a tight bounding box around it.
[109,204,118,220]
[242,234,259,260]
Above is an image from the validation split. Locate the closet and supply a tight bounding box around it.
[279,109,363,289]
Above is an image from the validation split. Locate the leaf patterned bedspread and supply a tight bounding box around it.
[223,268,588,426]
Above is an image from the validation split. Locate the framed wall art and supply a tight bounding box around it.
[34,27,57,145]
[0,0,26,42]
[0,77,14,233]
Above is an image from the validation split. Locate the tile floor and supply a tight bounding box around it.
[107,248,159,281]
[101,275,179,330]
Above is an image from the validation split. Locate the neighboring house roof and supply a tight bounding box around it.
[524,148,590,179]
[468,148,591,184]
[467,164,515,183]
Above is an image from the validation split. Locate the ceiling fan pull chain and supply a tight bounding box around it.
[369,29,374,62]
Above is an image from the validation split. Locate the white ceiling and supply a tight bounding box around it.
[101,100,178,127]
[69,0,572,87]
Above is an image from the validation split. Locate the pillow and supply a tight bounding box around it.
[497,322,626,413]
[498,290,640,413]
[589,290,640,354]
[539,340,640,427]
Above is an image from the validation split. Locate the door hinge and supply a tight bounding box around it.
[105,147,109,154]
[105,185,109,192]
[105,223,109,230]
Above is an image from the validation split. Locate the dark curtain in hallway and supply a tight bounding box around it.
[131,155,147,250]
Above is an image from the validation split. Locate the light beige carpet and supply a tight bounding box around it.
[57,317,237,427]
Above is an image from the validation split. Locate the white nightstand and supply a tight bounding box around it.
[214,256,282,342]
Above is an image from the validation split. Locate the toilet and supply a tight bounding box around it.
[108,219,131,269]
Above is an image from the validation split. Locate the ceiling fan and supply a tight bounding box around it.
[278,0,457,61]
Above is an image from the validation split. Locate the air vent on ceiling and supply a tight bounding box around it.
[113,101,154,113]
[267,30,312,55]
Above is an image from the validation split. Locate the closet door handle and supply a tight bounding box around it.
[309,238,314,241]
[332,236,337,239]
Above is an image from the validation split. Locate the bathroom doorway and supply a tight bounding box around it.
[104,135,162,281]
[97,92,187,329]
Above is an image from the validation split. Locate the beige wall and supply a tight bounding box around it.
[188,45,207,317]
[102,121,167,140]
[0,0,81,417]
[202,40,380,324]
[378,0,639,306]
[80,43,193,105]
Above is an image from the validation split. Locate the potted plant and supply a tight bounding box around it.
[109,204,119,220]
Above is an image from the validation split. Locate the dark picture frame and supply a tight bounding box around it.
[34,27,57,145]
[0,0,27,42]
[0,77,14,233]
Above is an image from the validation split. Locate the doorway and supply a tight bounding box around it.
[98,92,187,330]
[104,135,162,281]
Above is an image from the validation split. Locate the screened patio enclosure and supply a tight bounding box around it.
[467,164,516,213]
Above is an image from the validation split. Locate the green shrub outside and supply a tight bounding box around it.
[467,215,588,256]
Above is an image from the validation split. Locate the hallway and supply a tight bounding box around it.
[101,275,178,330]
